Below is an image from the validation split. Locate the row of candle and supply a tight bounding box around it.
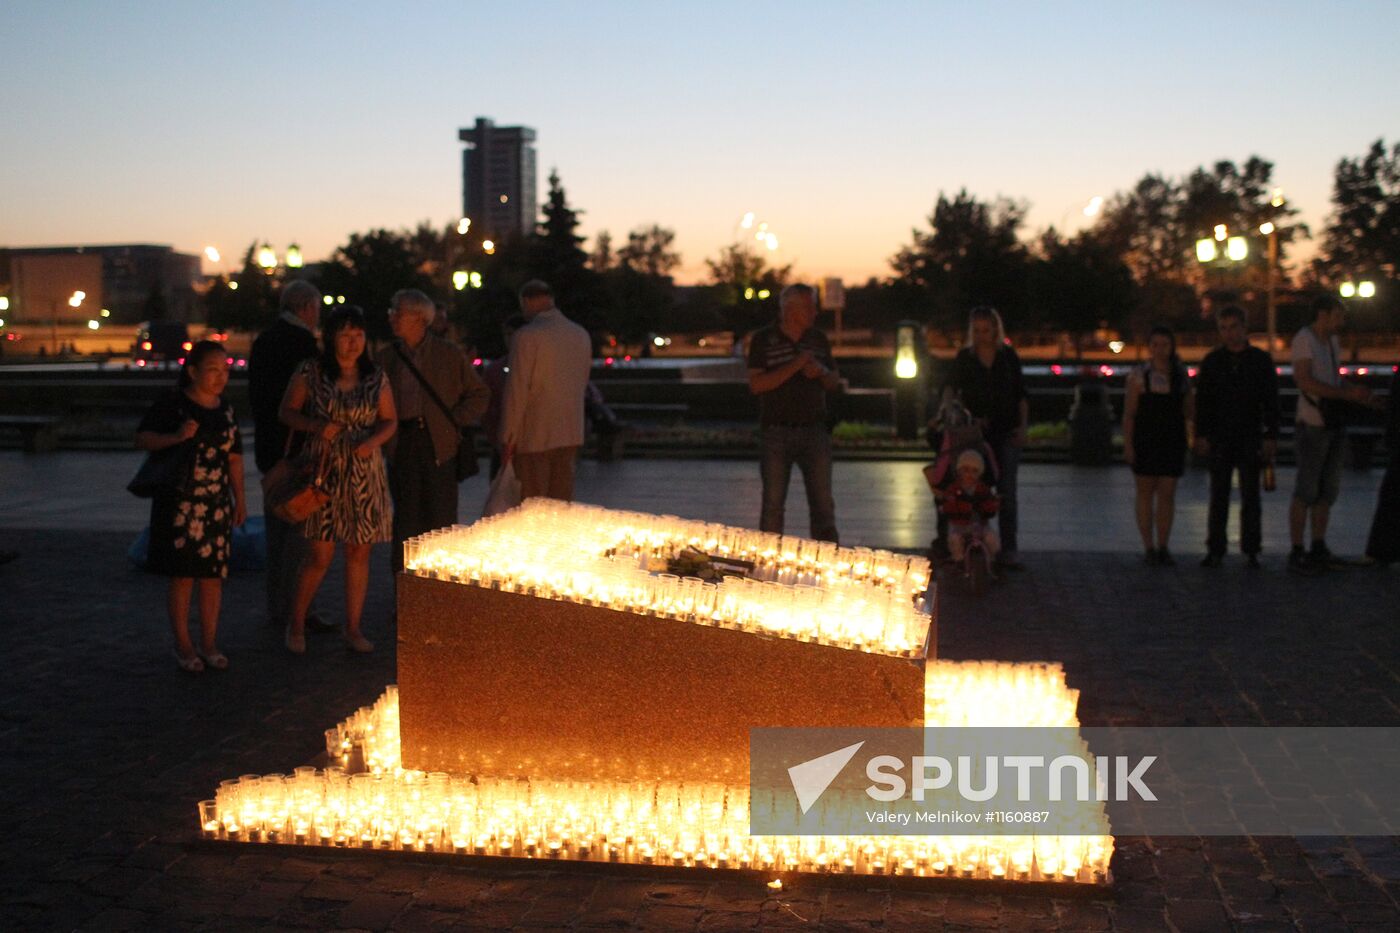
[925,661,1082,728]
[202,766,1110,883]
[402,502,932,657]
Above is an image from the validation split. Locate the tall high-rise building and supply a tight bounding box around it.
[459,117,537,239]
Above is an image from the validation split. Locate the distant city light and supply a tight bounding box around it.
[765,233,779,251]
[100,308,110,317]
[323,294,334,305]
[740,211,755,229]
[0,318,5,328]
[1226,236,1248,261]
[87,320,99,330]
[257,244,277,269]
[337,295,346,304]
[1259,221,1275,236]
[499,194,509,203]
[743,287,755,300]
[457,217,472,235]
[1213,224,1228,242]
[204,246,221,263]
[68,293,83,308]
[228,281,238,291]
[453,270,469,291]
[653,336,665,347]
[1340,282,1357,298]
[1195,239,1217,263]
[469,271,483,288]
[0,297,8,311]
[482,239,495,254]
[1358,280,1376,298]
[757,289,771,300]
[1109,340,1124,354]
[1083,196,1104,217]
[285,244,304,268]
[73,290,86,301]
[1270,188,1285,208]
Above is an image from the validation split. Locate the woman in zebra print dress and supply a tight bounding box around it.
[279,306,396,654]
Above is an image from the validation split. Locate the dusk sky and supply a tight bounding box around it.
[4,1,1398,285]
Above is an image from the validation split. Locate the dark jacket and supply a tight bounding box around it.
[1194,344,1281,447]
[945,346,1028,443]
[248,316,318,473]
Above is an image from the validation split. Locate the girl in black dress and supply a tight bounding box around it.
[1122,326,1193,564]
[136,341,247,671]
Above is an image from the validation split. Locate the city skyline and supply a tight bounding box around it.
[3,1,1399,287]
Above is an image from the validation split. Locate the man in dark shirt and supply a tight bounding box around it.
[1193,305,1281,567]
[747,284,841,542]
[248,280,326,628]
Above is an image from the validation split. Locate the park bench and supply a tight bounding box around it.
[0,415,61,453]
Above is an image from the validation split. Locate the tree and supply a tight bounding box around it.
[618,224,681,278]
[705,242,792,342]
[887,189,1030,334]
[1091,157,1303,329]
[317,229,435,338]
[530,169,605,333]
[590,230,615,272]
[1313,138,1400,317]
[1028,229,1136,353]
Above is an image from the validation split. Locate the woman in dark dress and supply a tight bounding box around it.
[135,341,247,671]
[1122,326,1193,564]
[942,306,1028,569]
[1364,368,1399,565]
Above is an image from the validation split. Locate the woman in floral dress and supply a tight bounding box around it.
[278,306,396,654]
[136,341,247,672]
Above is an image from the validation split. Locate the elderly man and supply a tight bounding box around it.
[377,289,490,572]
[747,283,841,542]
[248,279,329,630]
[500,280,593,501]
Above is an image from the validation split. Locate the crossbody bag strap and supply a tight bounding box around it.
[393,343,460,426]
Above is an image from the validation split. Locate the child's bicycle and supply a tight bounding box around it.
[957,526,996,596]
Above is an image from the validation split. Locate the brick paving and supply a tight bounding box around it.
[1,458,1398,929]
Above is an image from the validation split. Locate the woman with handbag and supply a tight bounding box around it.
[278,306,396,655]
[135,340,247,672]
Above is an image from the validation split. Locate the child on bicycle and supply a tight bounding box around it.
[939,449,1000,565]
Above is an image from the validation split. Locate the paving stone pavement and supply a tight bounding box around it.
[0,519,1397,929]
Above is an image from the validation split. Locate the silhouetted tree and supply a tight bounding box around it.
[1028,229,1136,353]
[1312,138,1399,322]
[705,242,792,343]
[317,229,435,339]
[888,189,1030,335]
[618,224,681,278]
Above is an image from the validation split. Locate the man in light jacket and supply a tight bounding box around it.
[377,289,490,572]
[500,280,593,501]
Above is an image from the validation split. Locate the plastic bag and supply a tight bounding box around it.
[483,461,522,517]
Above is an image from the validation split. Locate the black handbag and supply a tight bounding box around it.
[128,394,197,498]
[393,344,480,480]
[127,440,196,498]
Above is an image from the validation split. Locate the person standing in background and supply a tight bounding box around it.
[500,281,593,501]
[248,281,331,631]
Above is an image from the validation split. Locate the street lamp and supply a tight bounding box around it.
[257,244,277,271]
[285,244,304,269]
[1196,225,1249,300]
[1339,280,1376,299]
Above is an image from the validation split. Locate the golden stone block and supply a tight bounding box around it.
[397,575,933,784]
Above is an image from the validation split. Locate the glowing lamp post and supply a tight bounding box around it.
[257,244,277,272]
[894,320,924,440]
[1195,225,1248,299]
[285,243,304,269]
